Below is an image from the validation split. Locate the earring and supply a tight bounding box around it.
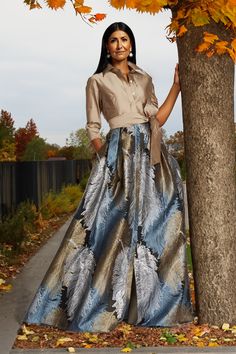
[129,51,133,57]
[107,52,110,58]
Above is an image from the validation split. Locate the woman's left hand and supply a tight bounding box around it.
[173,63,181,90]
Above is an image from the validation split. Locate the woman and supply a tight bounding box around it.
[24,22,193,332]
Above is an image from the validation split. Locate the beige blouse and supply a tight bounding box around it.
[85,61,162,165]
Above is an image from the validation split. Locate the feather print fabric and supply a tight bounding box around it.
[24,122,193,332]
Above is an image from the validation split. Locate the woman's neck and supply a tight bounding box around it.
[111,60,130,76]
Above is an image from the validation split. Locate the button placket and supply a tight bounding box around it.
[128,74,136,101]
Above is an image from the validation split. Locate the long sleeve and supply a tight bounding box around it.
[85,76,102,141]
[150,81,159,111]
[143,78,159,119]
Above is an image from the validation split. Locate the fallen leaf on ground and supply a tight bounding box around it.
[56,337,73,347]
[222,323,230,330]
[0,278,12,292]
[67,348,75,353]
[17,334,28,341]
[21,324,35,335]
[31,336,40,342]
[208,342,219,347]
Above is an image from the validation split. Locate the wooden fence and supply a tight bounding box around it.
[0,159,92,220]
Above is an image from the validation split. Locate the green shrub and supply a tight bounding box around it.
[61,184,83,205]
[79,172,90,191]
[0,184,84,251]
[40,184,83,219]
[0,201,38,251]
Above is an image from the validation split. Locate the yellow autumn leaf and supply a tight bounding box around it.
[120,323,132,334]
[0,278,6,285]
[224,3,236,24]
[177,25,188,37]
[227,0,236,5]
[135,0,167,14]
[109,0,126,9]
[102,341,109,345]
[191,8,210,26]
[231,38,236,51]
[208,342,219,347]
[175,9,187,20]
[222,323,230,330]
[17,334,28,341]
[31,336,40,342]
[0,283,12,292]
[56,337,73,347]
[88,336,99,343]
[94,13,106,21]
[203,32,219,44]
[195,42,211,52]
[83,344,92,348]
[176,334,188,342]
[192,336,200,341]
[215,40,229,54]
[21,324,35,335]
[208,4,224,23]
[75,5,92,13]
[196,341,205,347]
[226,47,236,62]
[74,0,84,5]
[215,41,228,47]
[121,348,132,353]
[46,0,66,9]
[67,347,76,353]
[126,0,137,8]
[84,332,99,342]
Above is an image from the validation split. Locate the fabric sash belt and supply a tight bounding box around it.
[107,113,162,166]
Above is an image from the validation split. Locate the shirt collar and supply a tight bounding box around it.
[103,61,145,76]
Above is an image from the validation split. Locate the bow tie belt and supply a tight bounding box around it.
[107,114,162,166]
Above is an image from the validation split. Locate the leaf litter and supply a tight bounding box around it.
[14,321,236,350]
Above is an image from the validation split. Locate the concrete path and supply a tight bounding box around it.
[0,217,72,354]
[9,346,236,353]
[1,202,236,354]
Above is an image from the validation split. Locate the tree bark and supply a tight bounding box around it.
[172,12,236,325]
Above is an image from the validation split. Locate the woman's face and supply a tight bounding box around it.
[106,30,132,63]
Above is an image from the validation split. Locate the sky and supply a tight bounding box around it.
[0,1,235,147]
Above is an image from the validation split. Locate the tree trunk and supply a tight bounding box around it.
[172,12,236,325]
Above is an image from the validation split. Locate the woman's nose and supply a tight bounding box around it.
[117,40,122,49]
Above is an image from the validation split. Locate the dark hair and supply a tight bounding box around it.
[94,22,136,74]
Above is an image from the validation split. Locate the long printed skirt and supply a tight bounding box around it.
[24,122,193,332]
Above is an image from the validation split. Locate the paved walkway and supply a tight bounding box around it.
[0,218,72,354]
[0,200,235,354]
[9,346,236,353]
